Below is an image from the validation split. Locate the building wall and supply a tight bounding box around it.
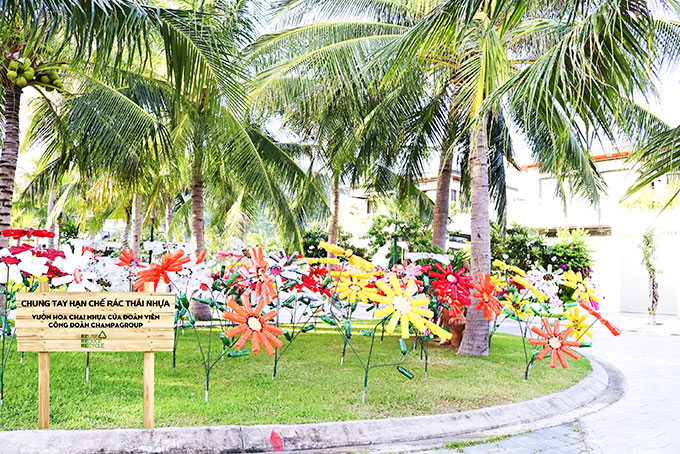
[510,156,680,317]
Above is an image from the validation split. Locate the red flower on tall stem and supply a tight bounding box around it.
[115,249,147,269]
[223,294,283,356]
[238,247,276,304]
[528,319,581,369]
[133,249,190,291]
[293,265,331,297]
[430,264,474,315]
[472,273,503,321]
[1,228,55,240]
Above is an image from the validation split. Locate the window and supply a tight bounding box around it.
[450,190,458,203]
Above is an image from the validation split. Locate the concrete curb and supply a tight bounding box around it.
[6,356,617,454]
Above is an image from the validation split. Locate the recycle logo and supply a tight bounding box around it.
[98,331,107,339]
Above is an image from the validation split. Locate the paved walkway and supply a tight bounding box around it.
[382,313,680,454]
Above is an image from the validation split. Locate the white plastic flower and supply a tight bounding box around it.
[0,249,48,284]
[51,245,100,292]
[173,252,213,295]
[266,250,308,282]
[526,264,563,297]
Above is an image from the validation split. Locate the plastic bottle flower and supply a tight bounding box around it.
[133,249,190,291]
[512,274,548,303]
[335,273,377,303]
[370,276,451,340]
[0,249,48,284]
[294,265,331,298]
[502,293,530,320]
[564,307,592,340]
[430,264,474,305]
[266,250,308,283]
[528,319,581,368]
[472,273,503,321]
[51,245,100,291]
[563,270,598,308]
[223,294,283,356]
[492,259,526,276]
[392,261,429,284]
[115,249,147,269]
[238,247,277,304]
[319,241,375,271]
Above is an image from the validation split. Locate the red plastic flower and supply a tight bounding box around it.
[133,249,190,291]
[430,264,474,308]
[1,228,55,240]
[472,273,503,321]
[294,265,331,297]
[223,294,283,356]
[238,247,276,304]
[529,319,581,368]
[115,249,147,269]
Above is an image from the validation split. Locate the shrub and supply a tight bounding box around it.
[491,223,550,270]
[549,228,593,277]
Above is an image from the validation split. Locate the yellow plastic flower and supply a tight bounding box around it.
[307,257,340,265]
[371,275,451,340]
[563,270,598,303]
[335,273,376,303]
[492,259,526,276]
[318,242,375,271]
[565,307,593,339]
[491,274,509,290]
[502,293,530,320]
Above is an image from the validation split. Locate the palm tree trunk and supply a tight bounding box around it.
[191,156,206,253]
[165,200,174,243]
[327,173,340,257]
[122,203,131,249]
[432,151,454,250]
[458,126,491,357]
[131,194,143,257]
[46,188,57,249]
[0,86,22,249]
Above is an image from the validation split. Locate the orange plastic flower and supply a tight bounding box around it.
[472,273,503,321]
[223,294,283,356]
[115,249,147,268]
[239,246,276,304]
[529,319,581,369]
[133,249,190,291]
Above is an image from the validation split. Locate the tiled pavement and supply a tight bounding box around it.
[407,314,680,454]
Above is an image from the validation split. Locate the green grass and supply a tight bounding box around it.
[0,331,590,430]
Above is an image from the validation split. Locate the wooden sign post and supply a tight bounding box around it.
[16,285,173,429]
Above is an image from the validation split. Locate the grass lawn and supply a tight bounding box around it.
[0,329,590,430]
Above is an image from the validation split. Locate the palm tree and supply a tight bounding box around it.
[0,1,233,248]
[261,0,671,355]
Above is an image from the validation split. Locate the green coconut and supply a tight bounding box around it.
[39,75,50,83]
[48,70,58,80]
[8,61,19,71]
[15,76,28,88]
[7,70,18,81]
[21,58,32,70]
[23,68,35,80]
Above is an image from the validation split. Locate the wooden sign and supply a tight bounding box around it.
[16,287,174,429]
[16,292,174,352]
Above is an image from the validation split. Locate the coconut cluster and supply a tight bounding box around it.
[4,58,62,91]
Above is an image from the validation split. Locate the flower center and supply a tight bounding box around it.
[73,268,83,284]
[577,283,587,292]
[392,295,412,314]
[269,266,282,276]
[247,316,262,332]
[446,274,458,284]
[548,337,562,349]
[543,274,553,281]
